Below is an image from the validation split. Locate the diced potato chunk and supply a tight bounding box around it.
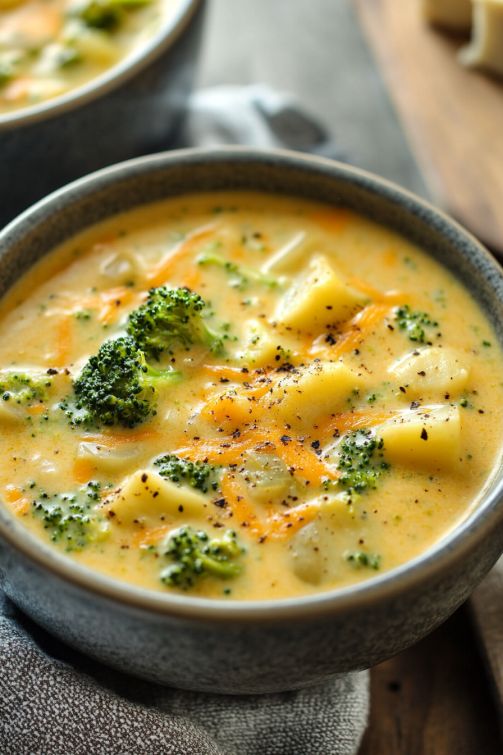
[388,346,469,399]
[77,441,139,474]
[290,520,326,584]
[105,470,208,526]
[68,27,120,65]
[8,77,67,103]
[275,254,366,332]
[238,319,281,367]
[264,361,363,428]
[290,495,357,584]
[379,405,461,470]
[242,452,293,506]
[0,401,24,424]
[99,250,141,285]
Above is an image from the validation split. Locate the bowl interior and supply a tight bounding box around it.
[1,147,503,619]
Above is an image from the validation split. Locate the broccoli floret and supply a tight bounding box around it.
[0,370,52,406]
[127,286,225,360]
[0,57,16,88]
[70,0,150,30]
[71,0,122,29]
[197,251,279,290]
[160,526,244,589]
[337,429,389,495]
[72,336,180,427]
[154,454,220,494]
[394,305,438,343]
[345,550,381,570]
[32,481,106,552]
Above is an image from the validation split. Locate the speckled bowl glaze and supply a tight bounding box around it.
[0,148,502,695]
[0,0,204,229]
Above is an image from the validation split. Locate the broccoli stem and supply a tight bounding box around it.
[197,251,279,290]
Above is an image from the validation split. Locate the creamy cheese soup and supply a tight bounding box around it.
[0,0,178,113]
[0,192,502,600]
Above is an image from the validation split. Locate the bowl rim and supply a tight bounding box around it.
[0,0,201,131]
[1,145,503,624]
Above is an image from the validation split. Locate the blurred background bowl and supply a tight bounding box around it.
[0,0,205,229]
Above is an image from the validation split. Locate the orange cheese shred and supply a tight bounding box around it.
[181,265,203,291]
[97,286,135,324]
[80,428,160,447]
[52,315,73,368]
[3,485,30,516]
[148,224,217,287]
[266,500,321,539]
[202,364,252,381]
[318,410,396,442]
[311,302,391,360]
[173,429,271,466]
[347,277,406,306]
[219,472,264,537]
[311,208,353,235]
[25,403,47,416]
[268,435,339,486]
[73,457,97,485]
[132,524,173,549]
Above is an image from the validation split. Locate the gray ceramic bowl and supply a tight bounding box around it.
[0,0,204,229]
[0,148,502,695]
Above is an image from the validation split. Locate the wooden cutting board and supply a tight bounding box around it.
[354,0,503,255]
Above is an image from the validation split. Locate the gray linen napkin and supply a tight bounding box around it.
[0,86,370,755]
[178,84,346,159]
[0,593,369,754]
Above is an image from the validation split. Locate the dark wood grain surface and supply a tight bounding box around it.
[359,608,502,754]
[471,558,503,710]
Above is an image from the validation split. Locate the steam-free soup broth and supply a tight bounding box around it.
[0,192,501,600]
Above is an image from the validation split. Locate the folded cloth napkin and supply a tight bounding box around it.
[0,594,369,754]
[0,86,369,755]
[178,83,346,159]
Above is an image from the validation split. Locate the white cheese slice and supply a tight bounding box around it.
[422,0,472,30]
[460,1,503,76]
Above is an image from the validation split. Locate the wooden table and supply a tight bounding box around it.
[199,1,503,750]
[359,607,501,754]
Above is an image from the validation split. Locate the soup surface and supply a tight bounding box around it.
[0,0,178,114]
[0,192,502,600]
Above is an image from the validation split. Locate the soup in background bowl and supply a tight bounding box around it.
[0,0,177,114]
[0,148,502,693]
[0,0,204,226]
